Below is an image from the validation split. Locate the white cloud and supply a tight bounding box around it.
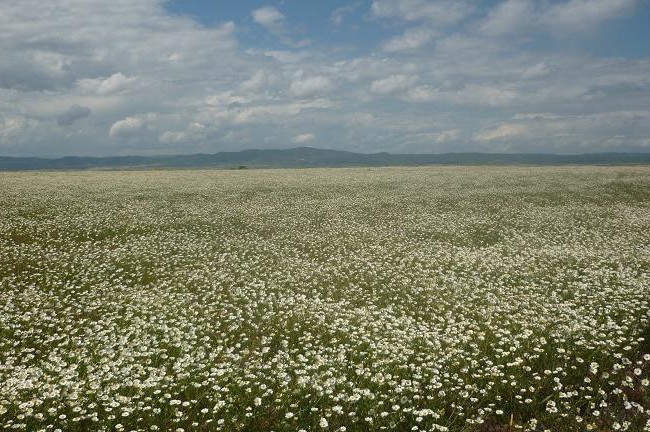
[77,73,138,96]
[479,0,536,37]
[406,84,519,107]
[159,122,208,144]
[240,70,269,93]
[57,104,91,126]
[479,0,640,37]
[346,113,377,127]
[261,50,311,63]
[520,62,554,80]
[456,85,519,107]
[108,113,158,138]
[370,74,418,95]
[470,110,650,151]
[383,27,437,52]
[405,85,439,102]
[290,76,333,98]
[543,0,638,32]
[159,130,185,144]
[109,116,145,138]
[252,6,286,35]
[292,133,315,144]
[98,73,138,95]
[205,91,250,108]
[251,6,309,47]
[0,0,649,156]
[202,99,333,127]
[512,113,564,121]
[0,1,237,91]
[473,123,527,142]
[436,129,461,144]
[330,2,362,26]
[0,116,29,145]
[371,0,473,25]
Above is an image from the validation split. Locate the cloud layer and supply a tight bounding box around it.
[0,0,649,156]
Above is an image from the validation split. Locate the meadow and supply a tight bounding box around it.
[1,166,649,432]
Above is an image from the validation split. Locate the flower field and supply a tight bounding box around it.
[1,166,649,432]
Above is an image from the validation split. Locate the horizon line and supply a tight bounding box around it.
[4,146,650,160]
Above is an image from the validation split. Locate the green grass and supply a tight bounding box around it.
[0,166,649,432]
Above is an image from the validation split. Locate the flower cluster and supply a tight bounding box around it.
[1,166,649,431]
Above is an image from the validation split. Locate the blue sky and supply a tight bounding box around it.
[1,0,650,156]
[167,0,650,57]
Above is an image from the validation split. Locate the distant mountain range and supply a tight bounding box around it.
[2,147,650,171]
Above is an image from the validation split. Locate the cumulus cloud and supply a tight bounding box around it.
[0,52,72,91]
[0,1,237,92]
[512,113,564,121]
[346,113,377,127]
[252,6,309,47]
[474,124,527,142]
[205,91,250,108]
[290,76,333,98]
[0,116,30,145]
[98,73,137,95]
[252,6,286,35]
[468,110,650,152]
[436,129,461,144]
[405,86,439,102]
[109,117,144,138]
[292,133,316,144]
[371,0,473,25]
[240,70,269,93]
[158,130,185,145]
[520,62,554,80]
[76,73,138,95]
[261,50,312,63]
[370,74,418,95]
[109,116,145,138]
[159,122,208,144]
[0,0,649,156]
[479,0,640,37]
[479,0,536,37]
[57,105,91,126]
[382,27,437,52]
[456,85,520,107]
[201,98,333,128]
[406,84,519,107]
[330,2,362,26]
[543,0,638,32]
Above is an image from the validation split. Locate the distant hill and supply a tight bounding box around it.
[2,147,650,171]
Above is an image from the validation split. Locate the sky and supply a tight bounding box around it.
[1,0,650,157]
